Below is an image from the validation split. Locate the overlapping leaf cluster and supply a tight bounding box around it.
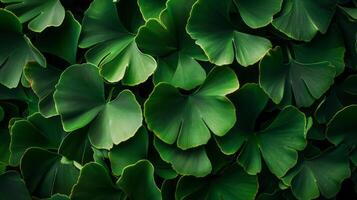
[0,0,356,199]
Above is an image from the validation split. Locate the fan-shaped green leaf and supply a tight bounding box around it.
[34,11,81,64]
[80,0,156,85]
[187,0,271,66]
[137,0,207,89]
[58,127,93,165]
[216,84,306,177]
[9,113,65,165]
[145,67,239,149]
[20,148,79,198]
[54,63,143,149]
[233,0,282,28]
[282,145,351,200]
[260,46,335,107]
[117,160,162,200]
[272,0,337,41]
[1,0,65,32]
[0,9,45,88]
[136,0,206,89]
[24,62,61,117]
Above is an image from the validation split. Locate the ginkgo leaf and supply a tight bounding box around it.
[80,0,156,85]
[34,11,81,64]
[282,145,351,200]
[145,67,239,149]
[9,113,65,165]
[24,62,61,117]
[20,148,79,198]
[187,0,272,66]
[272,0,338,41]
[259,46,335,107]
[233,0,283,28]
[54,63,143,150]
[1,0,65,32]
[0,9,46,88]
[137,0,207,90]
[216,84,307,177]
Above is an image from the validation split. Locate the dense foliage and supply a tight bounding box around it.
[0,0,356,199]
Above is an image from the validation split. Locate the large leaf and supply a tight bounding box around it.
[216,84,307,177]
[80,0,156,85]
[20,148,79,198]
[272,0,337,41]
[175,164,258,200]
[187,0,272,66]
[0,9,45,88]
[282,146,351,200]
[145,67,239,149]
[9,113,65,165]
[0,171,31,200]
[54,63,143,149]
[1,0,65,32]
[259,46,335,107]
[137,0,207,90]
[154,138,212,177]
